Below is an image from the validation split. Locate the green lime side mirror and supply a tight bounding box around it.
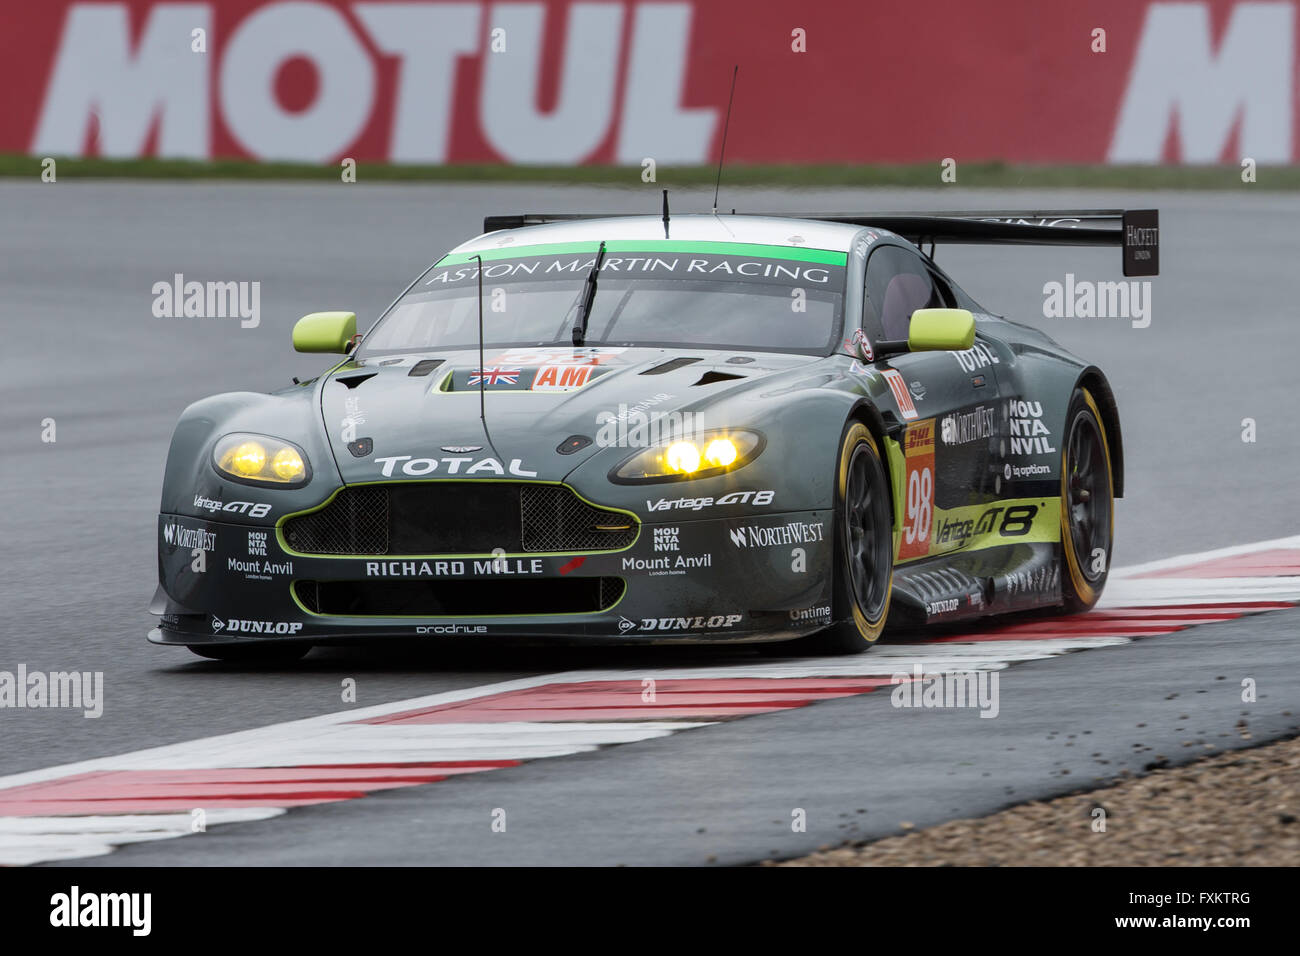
[908,308,976,352]
[292,312,357,354]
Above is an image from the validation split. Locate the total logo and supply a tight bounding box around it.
[211,617,303,635]
[950,343,1000,373]
[194,495,271,518]
[375,455,538,477]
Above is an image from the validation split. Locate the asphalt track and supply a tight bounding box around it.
[2,182,1298,864]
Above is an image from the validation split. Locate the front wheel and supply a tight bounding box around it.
[1059,387,1115,613]
[799,421,894,655]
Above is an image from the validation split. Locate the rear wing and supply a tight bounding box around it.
[482,208,1159,277]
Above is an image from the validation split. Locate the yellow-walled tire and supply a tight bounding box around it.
[803,421,893,654]
[1059,387,1115,613]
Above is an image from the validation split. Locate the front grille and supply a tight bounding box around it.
[519,485,635,552]
[284,485,391,555]
[283,483,637,556]
[294,577,626,616]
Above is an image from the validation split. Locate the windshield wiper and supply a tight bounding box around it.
[571,241,607,347]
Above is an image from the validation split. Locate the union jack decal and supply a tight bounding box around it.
[467,366,521,386]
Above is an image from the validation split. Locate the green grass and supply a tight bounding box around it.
[1,153,1289,189]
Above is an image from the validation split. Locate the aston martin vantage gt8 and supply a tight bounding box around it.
[150,208,1159,660]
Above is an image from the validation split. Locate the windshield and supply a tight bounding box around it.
[357,242,846,358]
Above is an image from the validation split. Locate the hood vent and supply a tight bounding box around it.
[408,359,444,377]
[692,370,746,386]
[641,357,700,375]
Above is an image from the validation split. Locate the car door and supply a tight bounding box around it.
[861,243,1002,563]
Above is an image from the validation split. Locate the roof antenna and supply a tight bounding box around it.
[471,253,504,462]
[473,253,487,425]
[662,188,670,238]
[712,65,738,215]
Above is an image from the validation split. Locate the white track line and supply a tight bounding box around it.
[1110,534,1300,578]
[0,810,284,866]
[1101,576,1300,605]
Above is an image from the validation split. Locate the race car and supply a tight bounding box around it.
[149,207,1159,661]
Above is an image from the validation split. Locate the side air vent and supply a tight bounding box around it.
[337,373,377,389]
[641,357,701,375]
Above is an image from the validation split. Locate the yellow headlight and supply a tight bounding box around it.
[213,433,311,485]
[704,438,738,467]
[270,447,305,480]
[229,441,267,476]
[613,429,762,482]
[665,441,701,473]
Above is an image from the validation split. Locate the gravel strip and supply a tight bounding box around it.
[767,735,1300,866]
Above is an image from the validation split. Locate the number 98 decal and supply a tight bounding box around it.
[905,467,932,545]
[898,419,935,560]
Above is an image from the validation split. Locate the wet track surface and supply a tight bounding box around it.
[2,182,1297,862]
[58,606,1300,866]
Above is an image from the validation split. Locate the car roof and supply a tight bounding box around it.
[450,214,887,255]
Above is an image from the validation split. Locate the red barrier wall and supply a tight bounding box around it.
[0,0,1293,164]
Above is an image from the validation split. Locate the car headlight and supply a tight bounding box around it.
[612,430,764,483]
[213,433,311,487]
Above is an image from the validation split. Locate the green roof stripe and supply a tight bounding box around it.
[438,240,847,267]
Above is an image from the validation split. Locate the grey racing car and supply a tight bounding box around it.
[150,207,1158,660]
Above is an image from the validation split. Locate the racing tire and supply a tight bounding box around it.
[779,421,894,655]
[1059,386,1115,613]
[188,643,313,663]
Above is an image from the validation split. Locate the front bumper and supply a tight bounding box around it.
[150,491,837,647]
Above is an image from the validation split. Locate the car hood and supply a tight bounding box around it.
[319,346,823,484]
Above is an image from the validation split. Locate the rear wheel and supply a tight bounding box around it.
[1059,387,1115,612]
[798,421,894,654]
[188,643,312,663]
